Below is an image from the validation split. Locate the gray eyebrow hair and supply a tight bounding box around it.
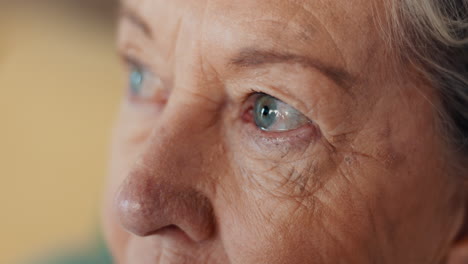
[119,4,153,39]
[229,48,355,88]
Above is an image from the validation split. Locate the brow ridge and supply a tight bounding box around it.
[229,48,355,88]
[119,5,153,39]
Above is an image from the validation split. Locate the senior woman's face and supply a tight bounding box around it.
[103,0,467,263]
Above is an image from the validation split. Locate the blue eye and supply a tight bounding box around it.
[127,65,162,100]
[129,66,145,95]
[253,94,310,132]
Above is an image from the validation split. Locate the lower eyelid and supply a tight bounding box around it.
[127,71,170,105]
[243,118,319,144]
[240,124,319,156]
[243,93,312,131]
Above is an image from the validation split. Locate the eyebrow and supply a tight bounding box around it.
[119,5,153,39]
[229,49,355,88]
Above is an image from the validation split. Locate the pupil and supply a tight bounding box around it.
[253,95,278,130]
[261,106,270,117]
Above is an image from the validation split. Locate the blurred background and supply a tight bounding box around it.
[0,0,122,263]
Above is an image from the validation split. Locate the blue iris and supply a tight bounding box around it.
[253,94,311,132]
[129,67,144,95]
[254,94,279,130]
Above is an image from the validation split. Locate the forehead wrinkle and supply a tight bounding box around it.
[224,0,351,81]
[202,0,319,44]
[252,2,319,44]
[281,0,319,42]
[292,1,349,72]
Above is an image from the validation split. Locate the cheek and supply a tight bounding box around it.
[219,124,429,263]
[228,122,336,200]
[217,131,371,263]
[216,166,373,264]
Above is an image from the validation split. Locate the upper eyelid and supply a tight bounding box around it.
[226,80,312,122]
[248,84,310,116]
[117,23,150,65]
[118,42,165,80]
[248,92,309,120]
[255,93,307,116]
[121,54,151,74]
[121,53,140,67]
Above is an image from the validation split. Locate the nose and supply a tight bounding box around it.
[116,174,215,241]
[114,117,217,242]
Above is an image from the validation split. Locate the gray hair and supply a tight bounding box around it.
[385,0,468,156]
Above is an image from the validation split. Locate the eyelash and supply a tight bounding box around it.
[124,56,145,76]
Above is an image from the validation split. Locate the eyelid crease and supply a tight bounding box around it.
[121,54,151,75]
[229,48,356,90]
[122,55,140,68]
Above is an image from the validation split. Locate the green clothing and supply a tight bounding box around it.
[32,239,112,264]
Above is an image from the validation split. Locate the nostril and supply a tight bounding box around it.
[146,225,193,242]
[144,225,179,236]
[156,225,179,233]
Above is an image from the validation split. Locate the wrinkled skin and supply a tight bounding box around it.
[103,0,468,263]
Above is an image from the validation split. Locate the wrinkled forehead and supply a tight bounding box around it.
[119,0,384,76]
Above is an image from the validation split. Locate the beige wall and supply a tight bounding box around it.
[0,3,122,263]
